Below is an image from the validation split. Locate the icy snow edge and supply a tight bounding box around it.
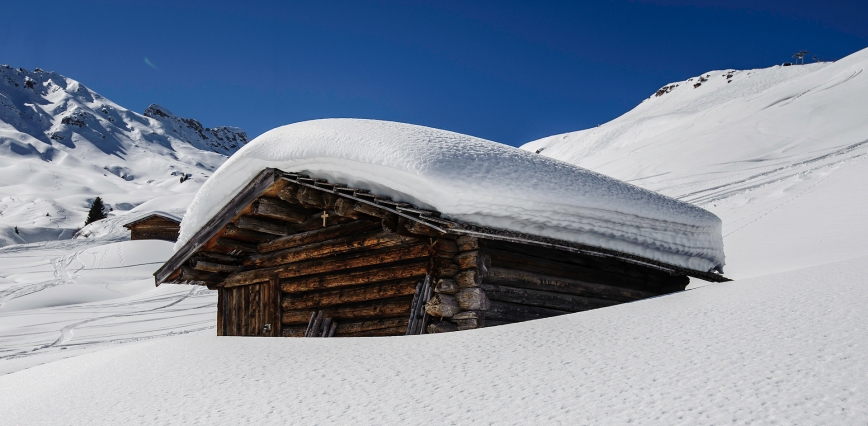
[176,119,725,272]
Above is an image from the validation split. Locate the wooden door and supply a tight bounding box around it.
[218,279,280,336]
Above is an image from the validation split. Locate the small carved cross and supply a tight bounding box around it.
[320,210,329,227]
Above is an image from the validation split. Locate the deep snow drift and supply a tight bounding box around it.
[1,256,865,425]
[523,47,868,278]
[0,65,247,247]
[178,119,726,273]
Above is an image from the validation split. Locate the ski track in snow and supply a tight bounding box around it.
[0,238,216,374]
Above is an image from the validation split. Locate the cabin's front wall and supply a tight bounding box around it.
[127,217,180,242]
[165,171,691,337]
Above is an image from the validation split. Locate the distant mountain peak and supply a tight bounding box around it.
[144,104,248,155]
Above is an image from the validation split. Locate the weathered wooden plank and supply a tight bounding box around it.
[434,278,459,294]
[402,220,443,237]
[481,283,618,312]
[335,318,409,335]
[199,252,240,264]
[253,197,309,223]
[224,224,276,243]
[235,216,287,236]
[180,266,227,285]
[339,326,407,337]
[191,260,242,274]
[282,326,307,337]
[217,288,224,336]
[245,231,418,268]
[225,243,431,287]
[282,297,413,324]
[280,261,429,293]
[485,300,569,322]
[258,220,380,253]
[431,239,458,257]
[286,213,353,233]
[282,279,418,310]
[484,267,655,302]
[215,237,259,253]
[484,239,685,286]
[486,248,651,290]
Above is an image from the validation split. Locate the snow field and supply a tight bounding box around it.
[0,239,215,375]
[523,47,868,278]
[0,256,865,425]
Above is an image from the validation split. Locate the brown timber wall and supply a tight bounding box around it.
[168,172,691,337]
[127,217,180,242]
[192,179,460,337]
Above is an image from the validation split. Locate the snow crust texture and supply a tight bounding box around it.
[0,65,247,247]
[1,256,865,425]
[179,119,725,272]
[523,47,868,278]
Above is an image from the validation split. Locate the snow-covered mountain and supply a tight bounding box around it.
[0,65,248,247]
[523,47,868,279]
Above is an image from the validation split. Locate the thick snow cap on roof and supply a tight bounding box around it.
[177,119,725,273]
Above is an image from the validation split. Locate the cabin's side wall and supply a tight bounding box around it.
[424,237,690,331]
[128,217,180,242]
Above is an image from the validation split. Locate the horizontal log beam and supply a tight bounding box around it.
[215,237,258,253]
[484,239,685,286]
[244,231,419,268]
[190,260,242,274]
[334,318,409,335]
[281,260,429,293]
[235,216,287,236]
[281,279,418,310]
[339,326,407,337]
[180,266,226,285]
[198,252,240,264]
[224,243,431,287]
[282,297,413,324]
[486,248,649,290]
[484,267,655,302]
[223,224,275,243]
[252,197,308,223]
[401,220,443,237]
[486,300,569,322]
[258,219,380,253]
[480,283,618,312]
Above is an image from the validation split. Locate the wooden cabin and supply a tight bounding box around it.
[124,213,181,242]
[154,168,728,338]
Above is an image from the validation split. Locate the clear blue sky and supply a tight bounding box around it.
[3,0,866,146]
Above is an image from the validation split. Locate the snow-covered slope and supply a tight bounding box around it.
[1,256,865,425]
[523,47,868,278]
[0,65,248,247]
[179,119,725,273]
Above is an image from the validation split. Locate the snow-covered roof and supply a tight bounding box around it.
[122,211,182,228]
[177,119,725,273]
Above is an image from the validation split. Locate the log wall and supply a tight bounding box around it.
[127,217,180,242]
[172,175,691,338]
[423,237,690,331]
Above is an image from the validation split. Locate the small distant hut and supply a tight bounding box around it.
[155,168,728,338]
[123,212,181,242]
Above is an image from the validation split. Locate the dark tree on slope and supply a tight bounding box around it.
[84,197,108,226]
